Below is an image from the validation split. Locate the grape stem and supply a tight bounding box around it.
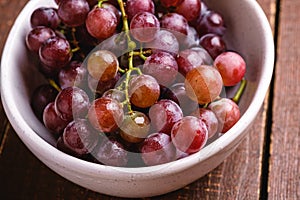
[232,78,247,104]
[48,79,61,92]
[117,0,141,114]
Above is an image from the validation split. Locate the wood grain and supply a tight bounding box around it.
[268,0,300,199]
[0,0,278,199]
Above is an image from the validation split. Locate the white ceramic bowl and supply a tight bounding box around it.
[1,0,274,198]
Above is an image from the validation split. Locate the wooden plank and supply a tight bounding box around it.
[0,0,275,199]
[268,0,300,199]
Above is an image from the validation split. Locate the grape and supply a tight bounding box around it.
[30,7,60,29]
[120,111,150,143]
[61,118,99,157]
[185,65,223,104]
[142,51,178,86]
[162,82,198,115]
[196,10,226,37]
[55,86,90,122]
[91,137,128,167]
[86,6,117,40]
[149,99,183,134]
[102,3,122,25]
[58,0,90,27]
[102,89,126,103]
[58,60,87,89]
[180,26,199,49]
[87,50,119,82]
[176,0,201,22]
[160,13,189,35]
[88,97,124,133]
[129,74,160,108]
[214,51,246,86]
[208,98,240,133]
[130,12,160,43]
[160,0,184,8]
[87,73,120,95]
[125,0,155,21]
[43,102,69,136]
[144,29,179,55]
[31,84,59,121]
[26,26,56,53]
[176,48,212,77]
[171,116,208,154]
[140,132,176,166]
[39,36,72,69]
[199,33,226,59]
[191,108,219,138]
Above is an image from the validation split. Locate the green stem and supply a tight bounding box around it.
[98,0,108,8]
[48,79,61,92]
[232,78,247,104]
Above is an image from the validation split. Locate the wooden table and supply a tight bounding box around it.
[0,0,299,199]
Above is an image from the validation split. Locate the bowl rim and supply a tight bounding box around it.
[0,0,274,181]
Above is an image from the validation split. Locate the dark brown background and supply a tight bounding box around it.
[0,0,299,199]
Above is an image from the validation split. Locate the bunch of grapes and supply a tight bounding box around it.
[28,0,247,167]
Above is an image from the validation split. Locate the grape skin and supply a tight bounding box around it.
[39,36,72,69]
[26,26,56,53]
[58,0,90,27]
[129,74,160,108]
[87,97,124,133]
[185,65,223,105]
[30,7,60,29]
[125,0,155,21]
[208,98,240,133]
[130,12,160,43]
[86,6,118,40]
[171,116,208,154]
[142,51,178,86]
[149,99,183,134]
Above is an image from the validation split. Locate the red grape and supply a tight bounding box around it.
[176,0,201,22]
[91,137,128,167]
[200,33,226,59]
[196,10,226,37]
[26,26,56,53]
[120,111,150,143]
[160,0,184,8]
[140,132,176,166]
[88,97,124,133]
[160,13,189,35]
[58,0,90,27]
[43,102,69,136]
[191,108,219,138]
[185,65,223,104]
[125,0,155,21]
[142,51,178,86]
[86,50,119,82]
[61,118,99,157]
[86,6,117,40]
[130,12,160,43]
[149,99,183,134]
[145,29,179,55]
[176,48,212,77]
[31,84,58,121]
[55,86,90,122]
[39,36,72,69]
[171,116,208,154]
[214,51,246,86]
[58,60,87,89]
[30,7,60,29]
[129,74,160,108]
[208,98,240,133]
